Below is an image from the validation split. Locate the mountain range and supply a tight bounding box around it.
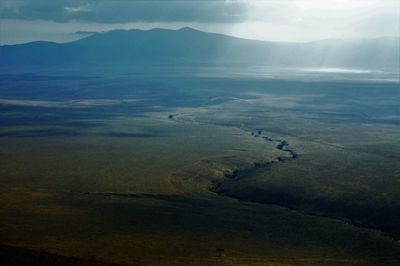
[1,27,399,71]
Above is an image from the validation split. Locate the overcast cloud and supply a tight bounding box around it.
[0,0,250,23]
[1,0,399,44]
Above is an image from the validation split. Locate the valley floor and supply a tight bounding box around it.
[0,70,399,265]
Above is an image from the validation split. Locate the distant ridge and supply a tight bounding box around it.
[1,27,399,71]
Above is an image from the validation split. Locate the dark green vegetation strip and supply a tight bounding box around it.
[211,131,298,188]
[210,129,400,240]
[85,192,187,202]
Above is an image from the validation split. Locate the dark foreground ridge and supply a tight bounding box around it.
[0,243,122,266]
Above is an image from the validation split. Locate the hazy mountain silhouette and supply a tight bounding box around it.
[1,27,398,70]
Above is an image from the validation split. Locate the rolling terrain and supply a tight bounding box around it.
[1,28,399,71]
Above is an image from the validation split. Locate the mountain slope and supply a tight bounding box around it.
[1,27,399,70]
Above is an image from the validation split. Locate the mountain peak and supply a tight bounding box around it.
[178,27,198,32]
[1,27,398,71]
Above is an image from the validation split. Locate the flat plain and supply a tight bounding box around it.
[0,69,399,265]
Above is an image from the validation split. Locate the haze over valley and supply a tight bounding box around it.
[1,1,400,265]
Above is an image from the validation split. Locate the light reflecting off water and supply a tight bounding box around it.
[187,66,399,83]
[301,68,378,74]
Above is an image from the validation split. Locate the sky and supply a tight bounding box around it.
[1,0,399,45]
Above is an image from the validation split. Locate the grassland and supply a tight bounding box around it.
[0,71,399,265]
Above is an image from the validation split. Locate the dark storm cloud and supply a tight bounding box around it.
[0,0,249,23]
